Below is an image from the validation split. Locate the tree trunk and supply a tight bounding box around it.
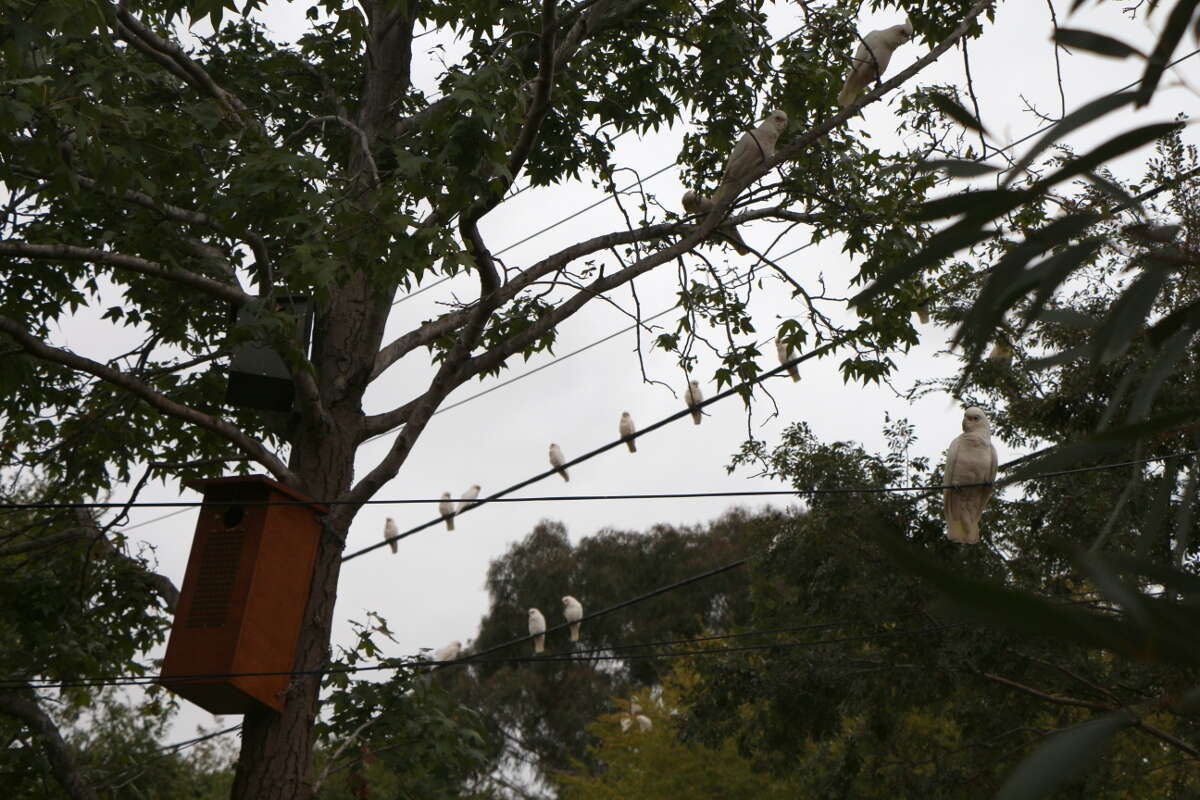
[230,271,388,799]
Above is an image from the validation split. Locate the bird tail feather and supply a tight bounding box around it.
[626,440,636,453]
[446,518,454,532]
[570,622,580,642]
[560,469,570,482]
[534,635,545,654]
[388,540,398,554]
[691,410,702,425]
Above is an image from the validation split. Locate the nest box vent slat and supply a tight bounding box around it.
[159,476,326,714]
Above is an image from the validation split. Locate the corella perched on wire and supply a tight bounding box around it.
[943,407,998,544]
[619,412,637,453]
[549,443,569,481]
[776,339,800,382]
[383,517,399,554]
[838,21,914,107]
[458,484,481,512]
[438,492,456,531]
[562,595,583,641]
[685,379,704,425]
[431,640,461,667]
[528,608,547,654]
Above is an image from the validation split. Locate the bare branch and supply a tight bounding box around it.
[0,689,100,800]
[982,672,1200,758]
[0,316,296,485]
[0,241,250,305]
[369,207,814,381]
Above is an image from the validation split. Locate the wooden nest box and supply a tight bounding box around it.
[160,476,327,714]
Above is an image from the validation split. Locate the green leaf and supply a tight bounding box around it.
[996,713,1134,800]
[916,159,1001,178]
[927,92,987,134]
[1136,0,1200,106]
[1053,28,1144,59]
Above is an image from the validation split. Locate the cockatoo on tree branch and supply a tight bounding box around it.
[838,21,914,107]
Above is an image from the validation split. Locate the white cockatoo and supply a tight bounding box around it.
[431,640,462,666]
[915,301,931,325]
[458,484,481,513]
[549,443,569,481]
[562,595,583,641]
[776,339,800,382]
[838,21,914,107]
[619,412,637,453]
[620,716,632,732]
[685,379,704,425]
[528,608,547,653]
[629,698,642,715]
[719,110,789,191]
[681,189,750,255]
[943,407,999,544]
[383,517,399,554]
[988,341,1013,366]
[438,492,455,531]
[636,714,653,732]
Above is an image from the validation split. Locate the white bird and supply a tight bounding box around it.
[383,517,399,554]
[438,491,455,531]
[431,640,462,666]
[776,339,800,382]
[719,110,789,190]
[838,21,914,107]
[943,407,999,544]
[549,443,569,482]
[915,302,931,325]
[682,189,750,255]
[636,714,653,732]
[528,608,547,653]
[458,484,481,513]
[619,412,637,453]
[629,698,642,716]
[684,379,704,425]
[620,716,632,732]
[562,595,583,641]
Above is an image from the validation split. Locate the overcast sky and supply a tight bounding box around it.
[43,0,1200,740]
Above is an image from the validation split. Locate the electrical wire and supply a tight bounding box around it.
[4,621,963,690]
[4,591,1125,690]
[13,445,1193,515]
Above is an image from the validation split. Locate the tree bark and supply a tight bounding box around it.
[0,689,100,800]
[230,267,391,797]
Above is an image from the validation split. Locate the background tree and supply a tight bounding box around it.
[554,664,801,799]
[0,0,994,794]
[681,418,1200,796]
[442,511,780,790]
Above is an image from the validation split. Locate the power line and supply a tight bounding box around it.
[14,445,1198,515]
[2,621,963,690]
[3,590,1125,690]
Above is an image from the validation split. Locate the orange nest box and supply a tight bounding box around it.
[159,476,327,714]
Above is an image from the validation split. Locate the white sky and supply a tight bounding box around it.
[39,0,1200,741]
